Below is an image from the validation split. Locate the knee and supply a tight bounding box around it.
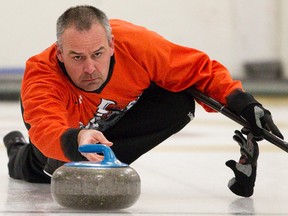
[164,91,195,124]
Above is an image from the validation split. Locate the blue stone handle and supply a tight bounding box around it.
[78,144,127,167]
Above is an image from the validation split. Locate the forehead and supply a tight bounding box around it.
[60,23,109,51]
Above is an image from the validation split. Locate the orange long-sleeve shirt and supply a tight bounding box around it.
[21,19,242,162]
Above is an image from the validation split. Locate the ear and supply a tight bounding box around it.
[56,43,64,62]
[109,35,115,56]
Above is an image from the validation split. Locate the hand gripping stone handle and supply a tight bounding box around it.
[79,144,127,166]
[187,87,288,153]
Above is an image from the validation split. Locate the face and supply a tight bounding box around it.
[57,23,114,91]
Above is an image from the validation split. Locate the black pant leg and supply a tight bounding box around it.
[105,86,195,164]
[8,143,50,183]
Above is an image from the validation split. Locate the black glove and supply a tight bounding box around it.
[226,129,259,197]
[227,89,283,140]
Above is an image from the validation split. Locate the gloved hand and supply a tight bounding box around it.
[227,89,283,140]
[226,129,259,197]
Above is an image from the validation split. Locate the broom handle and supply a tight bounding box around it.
[187,87,288,153]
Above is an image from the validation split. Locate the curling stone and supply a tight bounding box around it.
[51,144,141,210]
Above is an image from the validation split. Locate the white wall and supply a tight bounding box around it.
[280,0,288,79]
[0,0,287,78]
[232,1,280,64]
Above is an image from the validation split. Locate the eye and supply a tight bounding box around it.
[93,51,102,58]
[73,55,83,61]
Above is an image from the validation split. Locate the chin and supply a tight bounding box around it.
[83,84,101,92]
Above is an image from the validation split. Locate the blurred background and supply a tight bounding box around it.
[1,0,288,100]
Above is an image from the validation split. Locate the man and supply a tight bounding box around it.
[4,5,283,197]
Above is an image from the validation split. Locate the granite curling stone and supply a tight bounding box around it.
[51,144,141,210]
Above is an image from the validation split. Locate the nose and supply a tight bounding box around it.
[83,58,95,74]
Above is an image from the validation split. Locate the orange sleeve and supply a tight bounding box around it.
[111,19,242,112]
[21,45,73,162]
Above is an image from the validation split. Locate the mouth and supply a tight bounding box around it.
[83,77,99,82]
